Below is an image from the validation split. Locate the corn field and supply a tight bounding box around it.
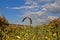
[0,16,60,40]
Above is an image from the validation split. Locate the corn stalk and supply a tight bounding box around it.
[22,16,32,27]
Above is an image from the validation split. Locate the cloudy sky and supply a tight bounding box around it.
[0,0,60,25]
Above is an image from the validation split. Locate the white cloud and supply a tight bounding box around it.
[25,0,54,4]
[48,16,59,20]
[24,11,44,16]
[25,0,38,5]
[6,5,39,10]
[42,2,60,14]
[22,0,60,24]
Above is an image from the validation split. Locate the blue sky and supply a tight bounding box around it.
[0,0,25,24]
[0,0,60,25]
